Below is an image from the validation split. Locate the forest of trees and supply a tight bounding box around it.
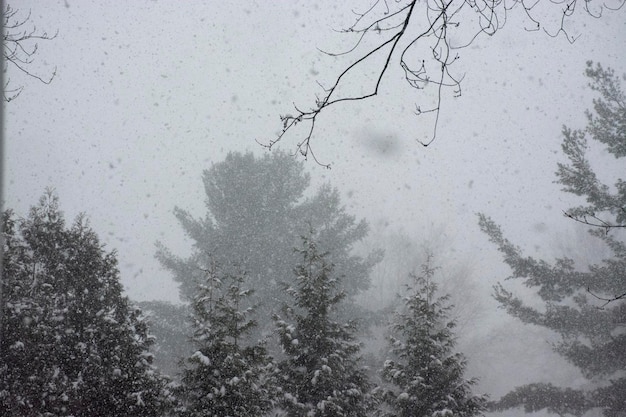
[2,3,624,411]
[1,150,492,416]
[1,187,485,416]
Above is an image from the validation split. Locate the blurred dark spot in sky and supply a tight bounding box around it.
[357,130,401,158]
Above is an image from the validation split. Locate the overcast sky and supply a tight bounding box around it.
[5,0,625,298]
[4,0,625,401]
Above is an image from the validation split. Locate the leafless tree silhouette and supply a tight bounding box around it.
[3,4,57,102]
[261,0,625,166]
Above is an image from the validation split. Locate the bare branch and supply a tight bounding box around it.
[563,210,626,234]
[3,4,57,101]
[264,0,624,164]
[587,287,626,309]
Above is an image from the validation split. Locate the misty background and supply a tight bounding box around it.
[4,0,625,410]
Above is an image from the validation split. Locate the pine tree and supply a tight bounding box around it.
[177,262,275,417]
[274,235,373,417]
[156,151,382,329]
[478,61,626,417]
[137,300,192,379]
[380,254,487,417]
[0,191,174,417]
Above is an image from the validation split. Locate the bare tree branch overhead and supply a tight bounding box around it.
[587,287,626,308]
[261,0,625,166]
[3,4,57,102]
[563,210,626,234]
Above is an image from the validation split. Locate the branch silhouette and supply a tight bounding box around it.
[3,4,57,102]
[261,0,625,165]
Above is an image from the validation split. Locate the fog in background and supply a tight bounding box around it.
[4,0,625,407]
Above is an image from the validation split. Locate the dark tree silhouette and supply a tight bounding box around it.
[1,191,175,417]
[380,253,486,417]
[3,4,56,101]
[262,0,625,165]
[273,235,373,416]
[176,262,275,417]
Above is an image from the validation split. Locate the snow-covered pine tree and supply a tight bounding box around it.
[380,254,487,417]
[273,235,373,417]
[177,261,275,417]
[0,191,174,417]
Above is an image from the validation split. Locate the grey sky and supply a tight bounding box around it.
[5,0,625,302]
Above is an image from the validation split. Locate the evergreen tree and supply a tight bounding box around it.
[137,300,192,379]
[274,235,372,417]
[156,151,382,327]
[0,191,174,417]
[380,254,487,417]
[177,262,275,417]
[478,61,626,417]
